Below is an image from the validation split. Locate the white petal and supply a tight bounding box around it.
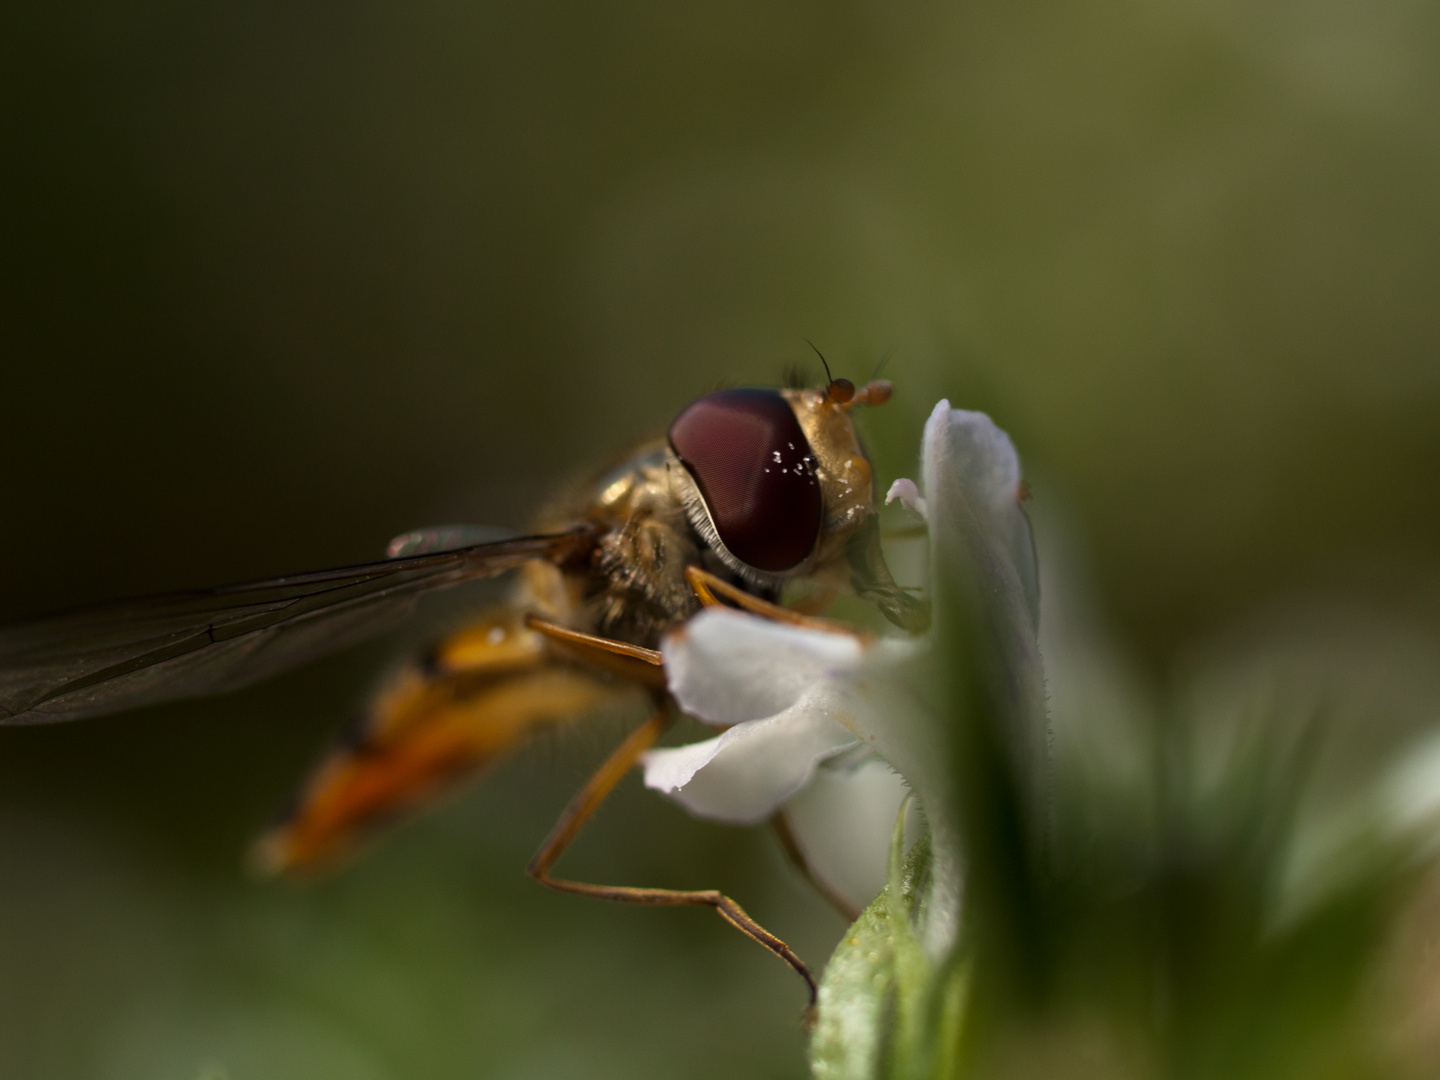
[922,400,1040,630]
[786,401,1046,955]
[640,736,727,797]
[784,752,912,912]
[884,478,927,520]
[662,608,865,726]
[641,696,858,825]
[922,401,1049,799]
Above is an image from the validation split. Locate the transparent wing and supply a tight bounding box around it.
[0,527,592,724]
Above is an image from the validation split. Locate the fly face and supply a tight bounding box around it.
[665,379,924,633]
[519,375,919,654]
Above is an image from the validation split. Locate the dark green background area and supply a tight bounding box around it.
[2,0,1438,1075]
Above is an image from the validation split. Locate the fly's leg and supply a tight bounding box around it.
[526,594,821,1005]
[683,564,871,640]
[527,701,819,1010]
[523,615,665,686]
[682,565,879,925]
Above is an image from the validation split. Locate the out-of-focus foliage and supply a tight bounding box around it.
[813,488,1440,1080]
[2,0,1438,1075]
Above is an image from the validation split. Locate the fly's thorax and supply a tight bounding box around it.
[593,448,705,645]
[584,441,675,516]
[525,439,703,649]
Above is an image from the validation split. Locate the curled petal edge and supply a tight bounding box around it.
[641,700,859,826]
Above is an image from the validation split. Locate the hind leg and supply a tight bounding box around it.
[527,699,818,1010]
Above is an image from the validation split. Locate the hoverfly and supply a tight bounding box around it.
[0,375,923,1005]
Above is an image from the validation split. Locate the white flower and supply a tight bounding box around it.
[642,401,1045,927]
[640,614,877,825]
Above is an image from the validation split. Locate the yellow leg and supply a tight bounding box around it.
[523,615,663,666]
[528,703,819,1011]
[523,614,666,686]
[684,565,871,640]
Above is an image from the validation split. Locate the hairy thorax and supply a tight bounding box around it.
[521,441,708,649]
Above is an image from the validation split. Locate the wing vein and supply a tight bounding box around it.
[0,526,593,723]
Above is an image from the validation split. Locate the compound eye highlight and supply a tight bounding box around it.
[668,389,822,573]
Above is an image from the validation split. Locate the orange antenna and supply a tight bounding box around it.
[852,380,892,407]
[805,339,855,404]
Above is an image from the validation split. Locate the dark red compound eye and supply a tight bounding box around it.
[668,388,822,573]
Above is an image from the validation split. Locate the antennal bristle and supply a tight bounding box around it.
[804,339,833,387]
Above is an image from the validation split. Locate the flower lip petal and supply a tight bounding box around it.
[663,608,865,727]
[642,694,859,825]
[640,735,726,796]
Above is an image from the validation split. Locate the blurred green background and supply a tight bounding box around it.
[2,0,1438,1075]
